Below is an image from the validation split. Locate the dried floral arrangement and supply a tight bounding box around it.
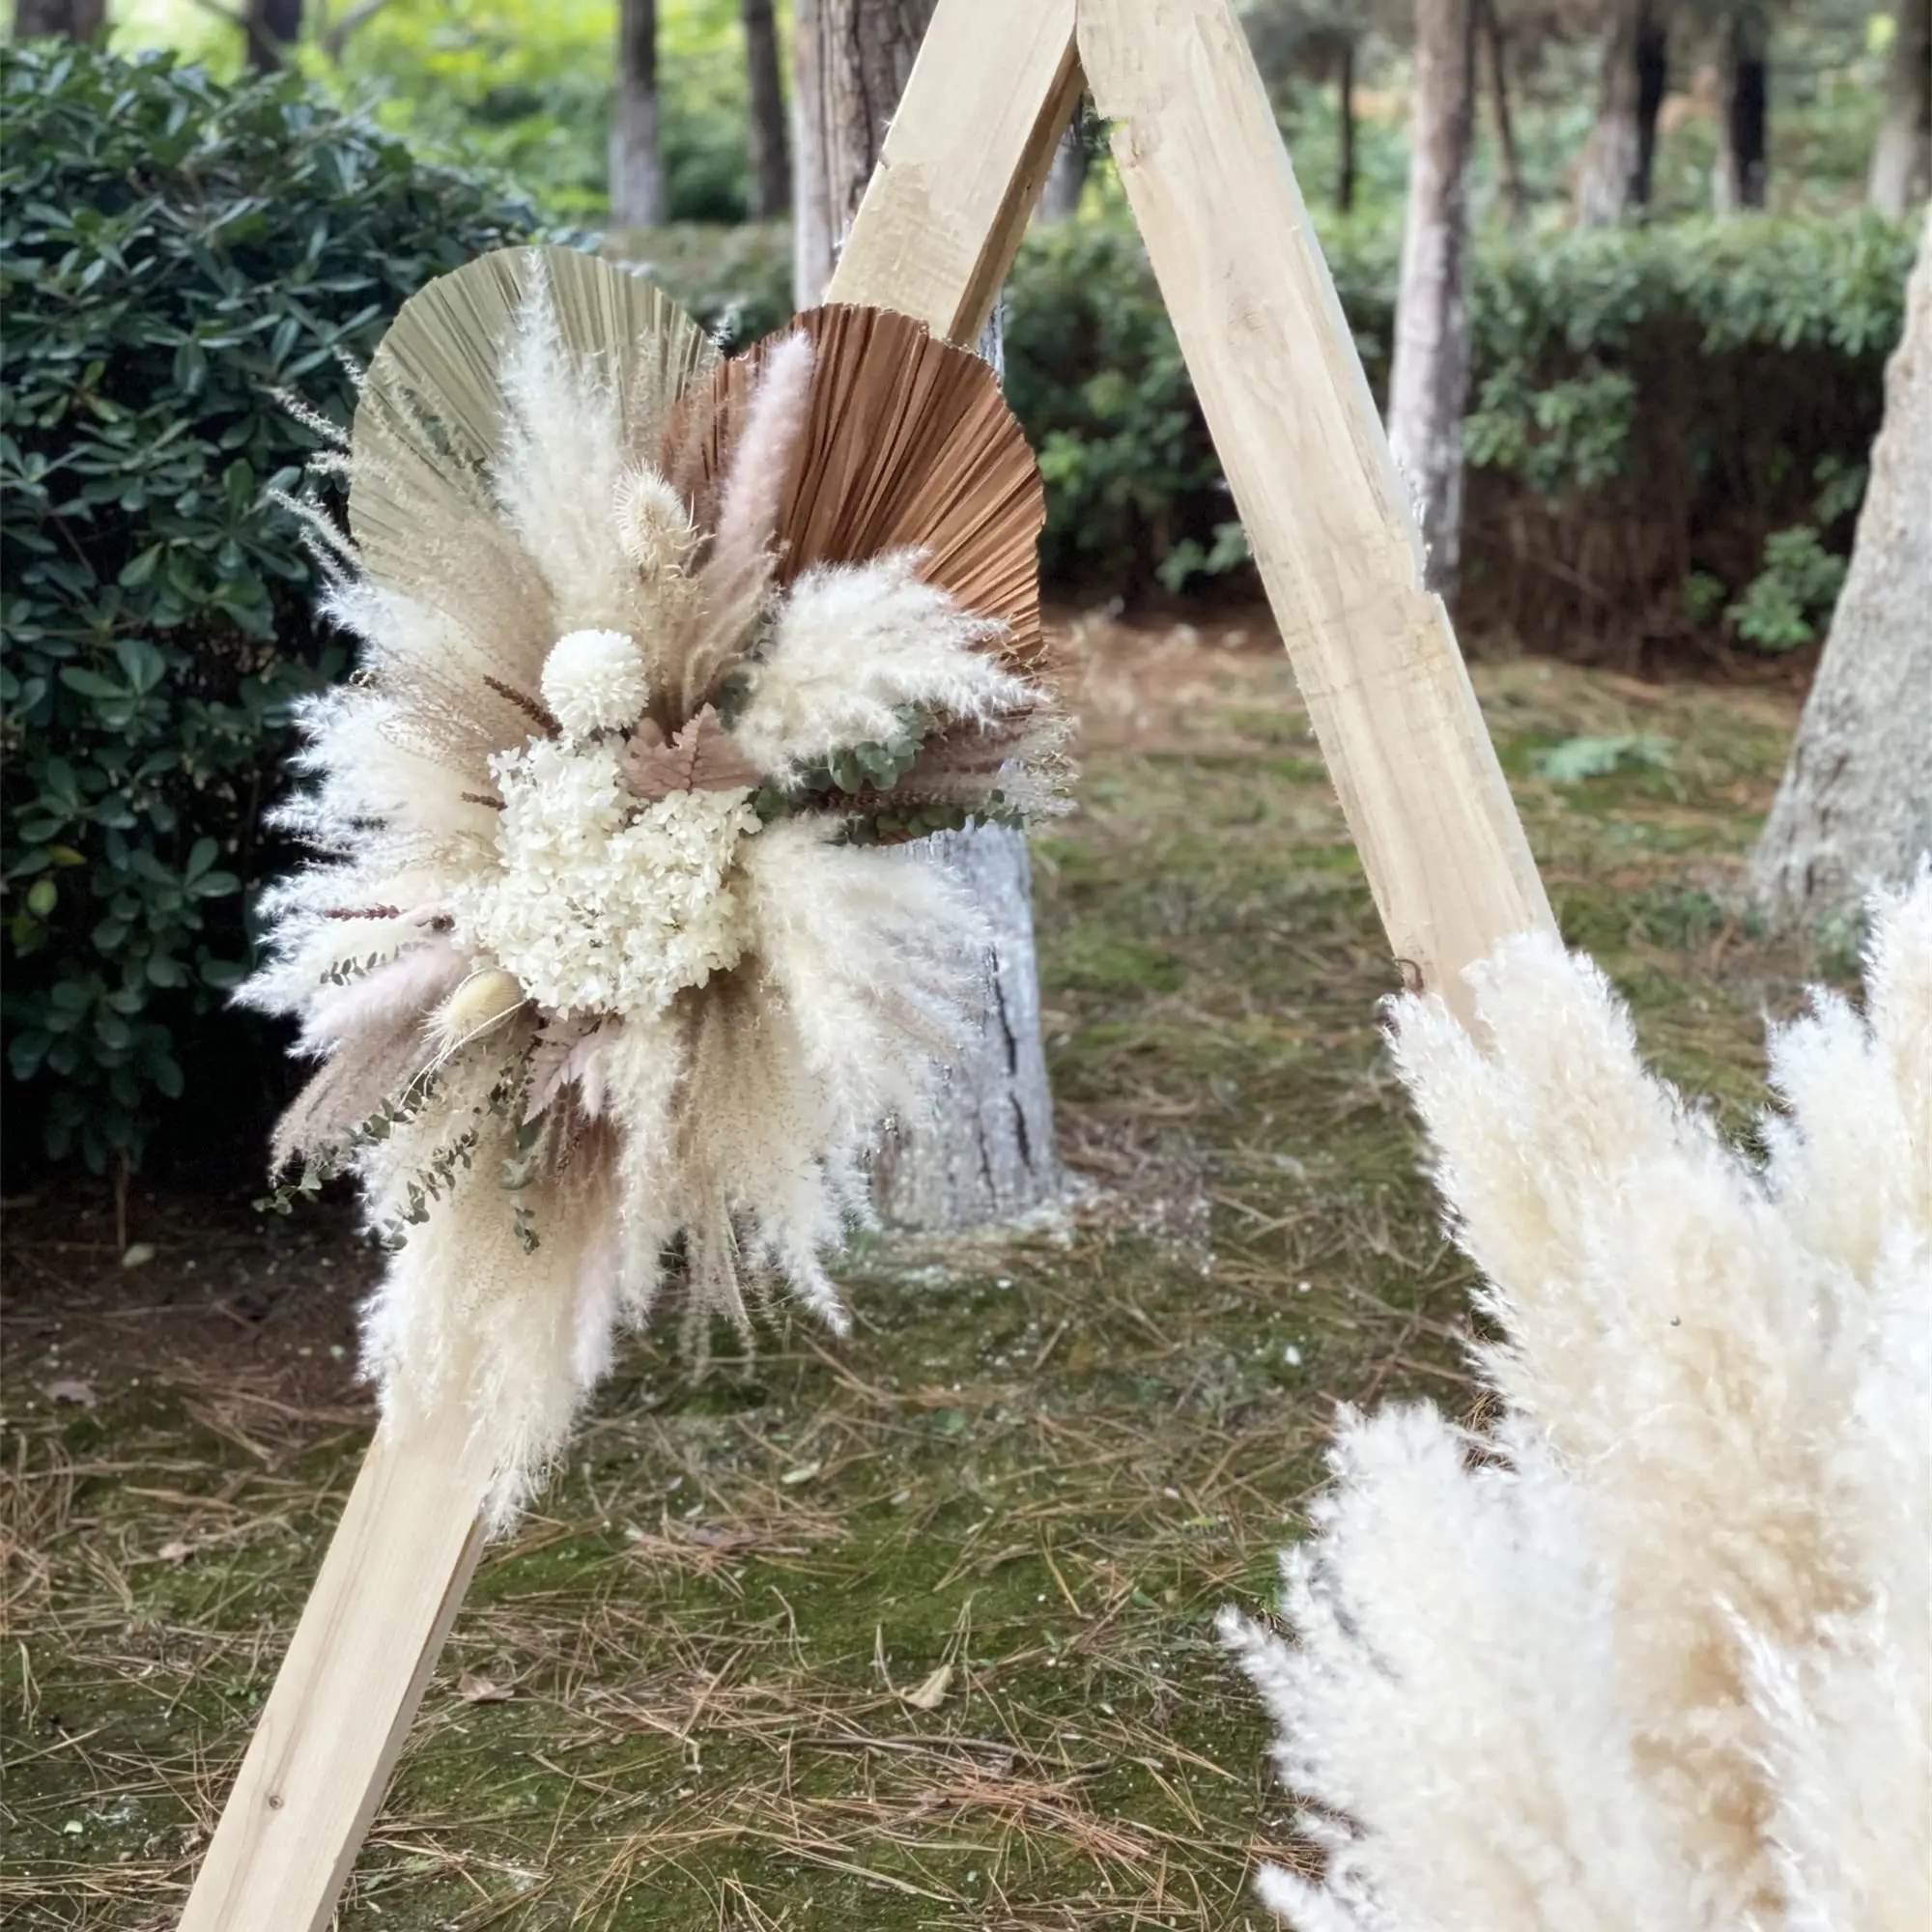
[1221,872,1930,1929]
[243,245,1066,1522]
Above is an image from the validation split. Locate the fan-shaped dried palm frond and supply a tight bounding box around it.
[678,304,1049,672]
[242,245,1066,1526]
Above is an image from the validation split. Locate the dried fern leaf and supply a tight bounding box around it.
[619,706,763,803]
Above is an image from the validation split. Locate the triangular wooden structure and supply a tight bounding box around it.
[180,2,1554,1922]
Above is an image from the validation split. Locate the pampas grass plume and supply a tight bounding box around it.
[1223,870,1932,1932]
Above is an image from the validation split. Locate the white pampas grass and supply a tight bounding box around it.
[733,553,1034,778]
[1221,871,1932,1931]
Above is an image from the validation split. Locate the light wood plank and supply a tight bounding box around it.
[178,1406,493,1932]
[827,0,1081,341]
[1080,0,1555,1015]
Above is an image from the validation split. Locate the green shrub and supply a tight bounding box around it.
[607,220,792,348]
[615,208,1913,642]
[1,45,540,1177]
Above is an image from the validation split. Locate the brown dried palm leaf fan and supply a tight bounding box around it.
[244,244,1068,1525]
[675,304,1047,672]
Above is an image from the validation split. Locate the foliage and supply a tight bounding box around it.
[300,0,756,223]
[611,219,792,347]
[0,44,540,1175]
[1531,733,1673,783]
[1726,527,1851,652]
[618,208,1912,636]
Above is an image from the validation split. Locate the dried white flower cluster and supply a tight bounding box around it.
[1221,871,1931,1931]
[244,249,1064,1524]
[451,733,759,1020]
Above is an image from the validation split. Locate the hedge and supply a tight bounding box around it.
[0,46,541,1179]
[621,209,1916,655]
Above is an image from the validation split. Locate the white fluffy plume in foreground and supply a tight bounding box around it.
[1221,871,1931,1931]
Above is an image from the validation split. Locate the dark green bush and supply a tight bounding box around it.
[1,45,540,1177]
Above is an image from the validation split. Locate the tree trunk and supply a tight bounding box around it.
[243,0,303,72]
[1575,0,1652,226]
[1477,0,1525,227]
[611,0,666,232]
[1747,214,1932,928]
[1868,0,1931,217]
[792,0,931,304]
[797,0,1060,1228]
[1634,13,1667,205]
[868,815,1060,1228]
[12,0,105,36]
[743,0,792,221]
[1037,109,1089,222]
[1387,0,1479,599]
[1714,3,1769,213]
[1337,39,1357,216]
[792,0,834,308]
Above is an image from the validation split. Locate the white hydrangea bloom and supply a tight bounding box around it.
[541,628,651,738]
[449,737,758,1018]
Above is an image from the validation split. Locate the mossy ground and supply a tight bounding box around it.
[3,612,1828,1929]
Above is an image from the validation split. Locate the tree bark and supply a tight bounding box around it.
[1634,13,1667,205]
[1337,38,1357,215]
[1714,2,1769,213]
[1477,0,1525,227]
[792,0,834,307]
[743,0,792,221]
[792,0,932,303]
[795,0,1060,1228]
[1747,214,1932,928]
[1575,0,1653,226]
[868,815,1060,1229]
[1868,0,1931,217]
[243,0,303,72]
[1387,0,1479,599]
[12,0,105,35]
[611,0,666,232]
[1037,109,1089,222]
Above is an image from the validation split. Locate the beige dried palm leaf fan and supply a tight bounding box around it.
[245,243,1067,1526]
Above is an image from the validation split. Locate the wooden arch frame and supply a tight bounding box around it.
[181,2,1553,1923]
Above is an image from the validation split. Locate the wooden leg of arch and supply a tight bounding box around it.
[178,1406,490,1932]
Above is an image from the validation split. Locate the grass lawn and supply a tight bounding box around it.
[2,610,1830,1929]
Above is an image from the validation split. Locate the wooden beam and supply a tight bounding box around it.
[178,1405,493,1932]
[827,0,1081,342]
[1080,0,1554,1013]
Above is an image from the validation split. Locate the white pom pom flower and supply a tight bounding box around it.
[541,628,651,738]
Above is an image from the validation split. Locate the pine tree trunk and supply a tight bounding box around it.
[611,0,666,232]
[797,0,1060,1228]
[1634,14,1667,205]
[1868,0,1932,217]
[792,0,834,307]
[1037,111,1089,222]
[1747,214,1932,927]
[12,0,105,36]
[1714,3,1769,213]
[1387,0,1478,599]
[1477,0,1525,227]
[743,0,792,220]
[1575,0,1650,226]
[1337,39,1357,215]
